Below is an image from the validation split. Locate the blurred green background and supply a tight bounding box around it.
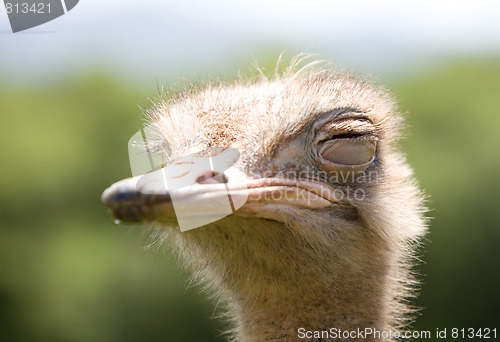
[0,56,499,342]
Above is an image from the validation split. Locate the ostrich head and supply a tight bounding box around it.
[102,59,427,341]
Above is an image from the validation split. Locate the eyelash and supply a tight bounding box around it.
[328,132,365,139]
[320,134,378,146]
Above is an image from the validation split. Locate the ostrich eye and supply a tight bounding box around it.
[318,138,377,174]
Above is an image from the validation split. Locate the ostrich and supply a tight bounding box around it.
[101,58,427,342]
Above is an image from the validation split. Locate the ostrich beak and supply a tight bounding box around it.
[101,165,249,231]
[102,150,336,231]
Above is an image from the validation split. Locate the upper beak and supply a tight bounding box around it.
[101,150,337,231]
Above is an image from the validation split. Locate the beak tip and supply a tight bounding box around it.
[100,182,138,223]
[101,186,113,206]
[101,177,141,207]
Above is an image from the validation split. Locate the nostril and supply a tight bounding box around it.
[196,171,229,184]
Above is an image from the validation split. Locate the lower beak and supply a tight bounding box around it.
[101,165,336,231]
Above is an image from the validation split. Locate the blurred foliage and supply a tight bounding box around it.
[0,76,226,342]
[0,59,499,342]
[395,60,500,330]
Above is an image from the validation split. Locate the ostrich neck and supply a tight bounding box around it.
[230,253,393,342]
[180,219,399,342]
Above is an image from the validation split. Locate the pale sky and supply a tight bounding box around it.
[1,0,499,85]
